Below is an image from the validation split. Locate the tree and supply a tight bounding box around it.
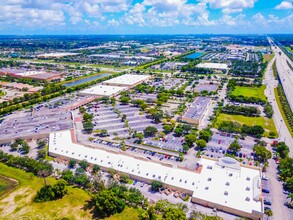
[52,180,67,199]
[229,139,241,154]
[34,185,55,202]
[151,180,163,192]
[83,121,94,133]
[276,142,290,159]
[198,129,212,142]
[37,149,47,160]
[287,193,293,203]
[94,189,125,218]
[38,169,50,186]
[121,114,127,122]
[83,112,93,122]
[78,160,89,170]
[264,209,273,219]
[20,142,30,154]
[279,157,293,181]
[62,169,73,182]
[196,139,207,150]
[135,133,144,144]
[284,177,293,192]
[92,164,100,175]
[79,106,86,114]
[163,124,174,134]
[68,159,77,168]
[34,180,67,202]
[144,126,158,137]
[184,134,197,147]
[174,126,183,137]
[100,129,108,137]
[120,96,130,104]
[162,208,187,220]
[148,108,163,123]
[253,145,272,163]
[37,140,46,148]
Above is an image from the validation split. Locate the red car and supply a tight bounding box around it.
[218,140,222,144]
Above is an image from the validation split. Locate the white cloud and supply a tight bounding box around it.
[123,0,214,27]
[202,0,257,14]
[0,1,65,26]
[275,1,293,10]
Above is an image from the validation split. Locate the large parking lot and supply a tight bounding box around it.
[0,106,73,140]
[80,103,162,136]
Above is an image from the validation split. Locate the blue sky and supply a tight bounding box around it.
[0,0,292,34]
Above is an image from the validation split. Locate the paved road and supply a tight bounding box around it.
[268,37,293,111]
[265,158,293,220]
[263,49,293,158]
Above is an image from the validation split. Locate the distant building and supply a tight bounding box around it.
[79,85,127,97]
[102,74,152,88]
[196,63,228,71]
[0,68,64,81]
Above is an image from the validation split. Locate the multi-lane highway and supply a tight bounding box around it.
[265,38,293,157]
[268,37,293,111]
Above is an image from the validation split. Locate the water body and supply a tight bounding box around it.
[185,52,204,59]
[64,73,110,87]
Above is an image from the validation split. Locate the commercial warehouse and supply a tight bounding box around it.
[79,85,127,97]
[102,74,152,87]
[0,68,64,81]
[196,63,228,71]
[49,130,264,220]
[182,97,211,125]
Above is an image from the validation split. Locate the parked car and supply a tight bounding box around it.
[262,189,270,193]
[264,200,272,205]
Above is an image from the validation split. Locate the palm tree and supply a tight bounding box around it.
[38,169,50,186]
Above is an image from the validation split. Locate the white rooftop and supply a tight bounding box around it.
[49,130,263,216]
[38,52,80,58]
[103,74,151,86]
[79,84,127,96]
[14,70,45,76]
[197,63,228,70]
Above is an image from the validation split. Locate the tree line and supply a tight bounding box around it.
[221,104,260,117]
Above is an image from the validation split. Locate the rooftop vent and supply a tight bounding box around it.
[245,197,250,201]
[229,173,233,177]
[226,182,230,186]
[205,187,209,190]
[224,191,228,196]
[246,187,250,191]
[207,178,212,181]
[246,177,251,181]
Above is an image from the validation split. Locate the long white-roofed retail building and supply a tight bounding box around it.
[102,74,152,87]
[49,130,264,220]
[79,85,127,97]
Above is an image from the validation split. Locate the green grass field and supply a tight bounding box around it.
[0,163,142,220]
[0,163,94,219]
[231,85,266,101]
[106,207,139,220]
[216,113,277,137]
[0,175,18,199]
